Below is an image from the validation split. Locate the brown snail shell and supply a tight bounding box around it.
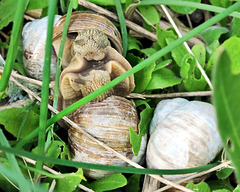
[69,96,146,179]
[52,11,123,69]
[146,98,223,183]
[22,15,61,80]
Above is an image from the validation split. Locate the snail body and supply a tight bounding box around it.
[146,98,223,182]
[22,15,61,80]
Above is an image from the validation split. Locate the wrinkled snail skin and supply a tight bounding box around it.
[69,96,146,179]
[146,98,223,183]
[22,15,61,80]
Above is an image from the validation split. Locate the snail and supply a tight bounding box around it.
[69,96,146,179]
[53,12,145,178]
[22,15,61,80]
[146,98,223,183]
[54,12,135,113]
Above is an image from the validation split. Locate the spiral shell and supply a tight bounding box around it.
[22,15,61,80]
[146,98,223,182]
[52,11,123,69]
[69,96,146,179]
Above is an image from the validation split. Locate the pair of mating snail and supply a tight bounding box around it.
[22,11,222,184]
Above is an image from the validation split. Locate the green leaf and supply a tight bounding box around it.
[186,182,211,192]
[234,185,240,192]
[213,48,240,183]
[55,169,83,192]
[138,5,160,25]
[209,0,232,8]
[90,173,127,192]
[216,168,234,179]
[140,48,158,57]
[207,180,234,192]
[125,174,141,192]
[0,107,39,139]
[200,26,229,45]
[32,140,70,167]
[134,62,155,93]
[128,35,142,51]
[169,0,201,14]
[130,100,153,155]
[180,52,207,91]
[208,36,240,75]
[230,17,240,37]
[27,0,49,10]
[146,68,182,90]
[213,190,231,192]
[156,26,177,59]
[0,0,29,30]
[166,37,188,67]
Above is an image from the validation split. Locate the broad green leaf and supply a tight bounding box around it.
[27,0,49,10]
[130,100,153,155]
[138,5,160,25]
[209,0,232,25]
[213,48,240,183]
[125,174,141,192]
[216,168,234,179]
[166,37,188,67]
[206,40,220,61]
[192,44,206,77]
[213,190,231,192]
[230,17,240,37]
[200,26,229,45]
[32,140,70,167]
[208,36,240,75]
[146,68,182,90]
[55,169,83,192]
[209,0,232,8]
[156,26,177,60]
[128,35,142,51]
[169,0,201,14]
[132,51,155,93]
[0,107,39,139]
[186,182,211,192]
[153,59,172,71]
[234,185,240,192]
[180,52,207,91]
[140,48,158,57]
[0,0,29,30]
[90,173,127,192]
[207,180,234,192]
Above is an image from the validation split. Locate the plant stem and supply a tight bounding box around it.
[0,0,28,101]
[115,0,128,57]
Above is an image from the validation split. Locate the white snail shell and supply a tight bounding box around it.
[22,15,61,80]
[146,98,223,182]
[69,96,146,179]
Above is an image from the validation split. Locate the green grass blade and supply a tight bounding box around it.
[0,145,220,175]
[53,0,74,109]
[115,0,128,57]
[0,0,29,100]
[0,130,30,191]
[213,48,240,183]
[139,0,240,19]
[15,0,240,149]
[37,0,58,171]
